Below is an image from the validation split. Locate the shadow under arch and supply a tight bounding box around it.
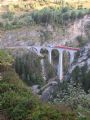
[51,49,59,76]
[40,47,49,58]
[63,50,70,75]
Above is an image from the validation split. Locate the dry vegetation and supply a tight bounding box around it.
[0,0,90,14]
[69,2,90,8]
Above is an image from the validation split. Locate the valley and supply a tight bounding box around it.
[0,0,90,120]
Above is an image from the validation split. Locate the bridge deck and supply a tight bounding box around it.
[54,45,80,51]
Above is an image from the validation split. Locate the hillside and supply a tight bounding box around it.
[0,50,76,120]
[0,14,90,48]
[0,0,90,48]
[0,1,90,120]
[0,9,90,48]
[0,0,90,14]
[0,49,90,120]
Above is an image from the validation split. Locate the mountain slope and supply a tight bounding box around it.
[0,50,77,120]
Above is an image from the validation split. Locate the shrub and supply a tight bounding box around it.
[39,29,53,44]
[51,81,90,118]
[24,15,33,25]
[61,7,69,13]
[2,69,25,88]
[1,7,89,30]
[3,20,23,30]
[3,22,13,30]
[2,12,14,21]
[77,11,84,19]
[76,36,86,47]
[0,50,13,65]
[0,87,36,120]
[71,64,90,93]
[62,12,70,22]
[70,11,76,21]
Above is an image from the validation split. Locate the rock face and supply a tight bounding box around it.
[30,78,58,102]
[0,15,90,48]
[68,42,90,92]
[70,42,90,72]
[40,80,58,102]
[69,16,90,72]
[31,85,40,94]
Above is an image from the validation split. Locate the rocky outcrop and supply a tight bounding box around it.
[70,42,90,72]
[31,78,58,102]
[40,80,58,102]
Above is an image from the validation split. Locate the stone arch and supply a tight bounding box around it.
[40,47,49,58]
[51,49,59,63]
[40,48,48,54]
[51,49,59,76]
[63,50,71,75]
[30,47,41,55]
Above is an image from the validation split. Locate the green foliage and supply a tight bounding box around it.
[31,8,52,24]
[0,7,89,30]
[62,12,70,22]
[0,81,38,120]
[0,50,13,65]
[39,29,53,45]
[51,82,90,120]
[76,36,87,47]
[52,50,59,62]
[0,50,13,73]
[63,52,70,74]
[2,69,26,88]
[71,64,90,93]
[14,52,44,86]
[24,15,34,25]
[3,20,23,30]
[2,12,14,21]
[71,66,81,85]
[77,11,84,19]
[0,50,89,120]
[61,7,70,13]
[0,68,76,120]
[14,51,56,85]
[70,11,76,21]
[44,58,55,80]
